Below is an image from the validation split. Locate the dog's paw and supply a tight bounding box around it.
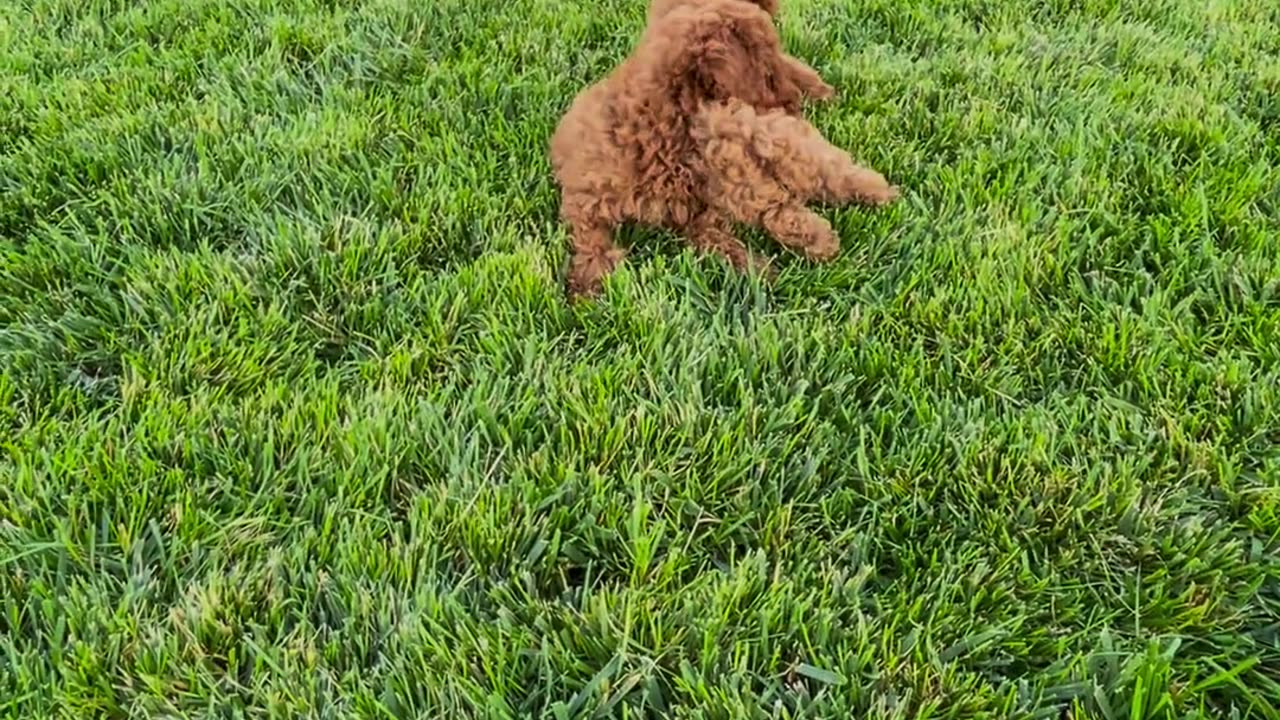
[863,183,900,206]
[799,224,841,262]
[752,254,779,279]
[805,238,840,262]
[807,79,836,102]
[565,248,624,301]
[565,279,601,302]
[830,169,900,207]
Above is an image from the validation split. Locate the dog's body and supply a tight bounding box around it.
[550,0,898,298]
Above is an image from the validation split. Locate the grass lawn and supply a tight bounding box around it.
[2,0,1280,716]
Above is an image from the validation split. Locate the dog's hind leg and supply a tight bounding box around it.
[701,169,843,263]
[698,100,898,208]
[694,104,844,261]
[753,115,898,207]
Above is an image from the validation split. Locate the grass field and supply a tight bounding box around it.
[2,0,1280,716]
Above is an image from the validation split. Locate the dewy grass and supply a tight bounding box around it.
[2,0,1279,717]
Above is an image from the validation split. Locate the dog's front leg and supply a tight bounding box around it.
[684,211,775,278]
[564,218,626,300]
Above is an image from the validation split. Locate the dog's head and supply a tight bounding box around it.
[644,0,801,113]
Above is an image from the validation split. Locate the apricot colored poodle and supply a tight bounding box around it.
[550,0,899,299]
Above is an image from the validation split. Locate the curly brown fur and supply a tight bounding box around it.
[550,0,898,299]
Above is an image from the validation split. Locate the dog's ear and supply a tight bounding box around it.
[685,6,802,110]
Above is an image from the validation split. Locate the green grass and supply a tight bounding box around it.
[2,0,1279,716]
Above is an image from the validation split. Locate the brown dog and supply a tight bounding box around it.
[550,0,899,299]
